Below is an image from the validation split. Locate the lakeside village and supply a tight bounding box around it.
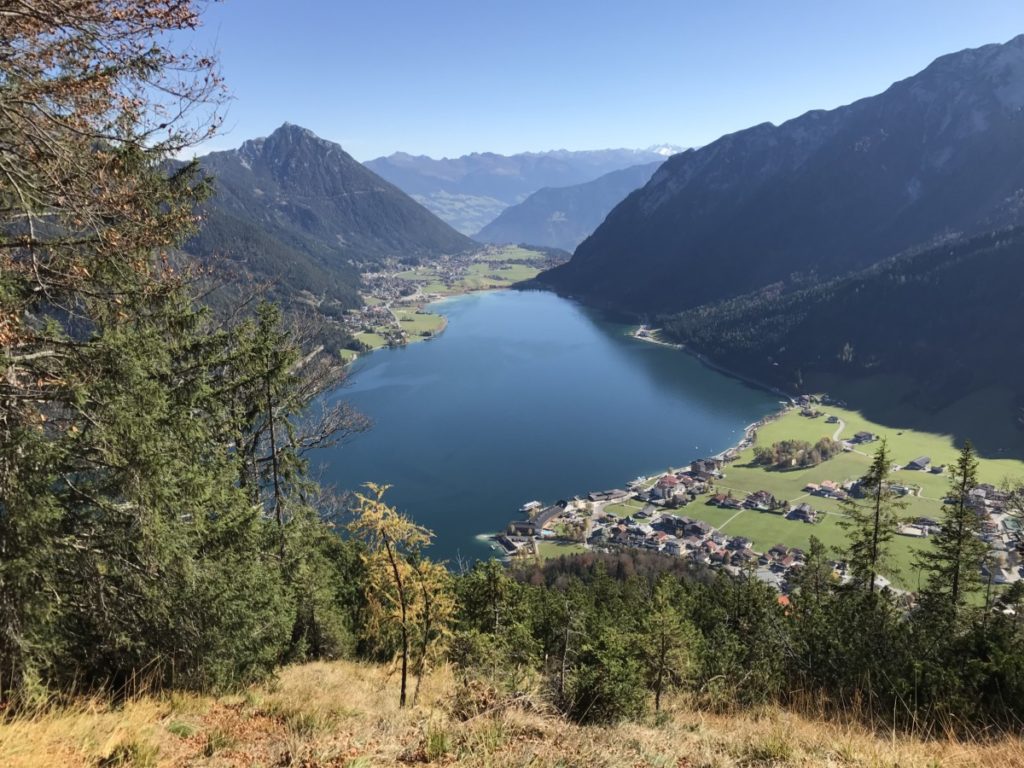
[336,246,561,353]
[493,395,1024,597]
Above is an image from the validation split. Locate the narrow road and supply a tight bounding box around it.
[831,418,846,441]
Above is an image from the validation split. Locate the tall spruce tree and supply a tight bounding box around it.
[0,3,227,699]
[838,439,904,594]
[641,575,697,712]
[917,441,987,616]
[0,2,365,702]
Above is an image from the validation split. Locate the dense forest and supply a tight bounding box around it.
[664,227,1024,405]
[2,1,1023,746]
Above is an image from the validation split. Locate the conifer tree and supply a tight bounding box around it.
[0,2,365,702]
[838,439,904,594]
[917,441,987,616]
[0,4,226,699]
[642,575,697,711]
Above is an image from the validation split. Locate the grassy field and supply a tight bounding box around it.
[458,261,540,290]
[4,658,1021,767]
[355,331,388,350]
[393,266,427,280]
[422,280,450,294]
[809,373,1024,461]
[536,540,587,559]
[477,245,543,262]
[604,499,647,518]
[668,403,1024,589]
[393,307,446,336]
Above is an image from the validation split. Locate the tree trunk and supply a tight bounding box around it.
[412,565,432,706]
[265,373,285,559]
[869,482,882,595]
[384,537,408,707]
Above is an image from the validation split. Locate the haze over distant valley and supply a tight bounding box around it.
[474,161,664,252]
[364,145,679,235]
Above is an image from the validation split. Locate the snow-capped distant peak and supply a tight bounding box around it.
[646,144,684,157]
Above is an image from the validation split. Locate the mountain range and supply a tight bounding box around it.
[542,35,1024,315]
[474,161,663,252]
[365,146,679,234]
[538,35,1024,408]
[185,124,474,320]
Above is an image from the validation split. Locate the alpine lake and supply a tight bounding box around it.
[318,289,778,561]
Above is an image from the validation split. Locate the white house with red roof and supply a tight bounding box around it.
[654,474,681,500]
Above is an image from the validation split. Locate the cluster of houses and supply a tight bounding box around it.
[340,300,410,348]
[491,452,843,593]
[495,500,573,556]
[709,486,823,523]
[583,506,863,595]
[360,270,419,305]
[588,510,759,569]
[493,391,1024,594]
[971,484,1024,585]
[642,458,724,505]
[804,479,848,500]
[346,304,392,332]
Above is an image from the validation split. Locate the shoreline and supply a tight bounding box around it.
[631,325,683,349]
[679,344,794,403]
[344,283,534,369]
[529,283,796,403]
[345,284,795,559]
[487,399,793,562]
[630,323,795,403]
[483,318,796,556]
[341,293,460,368]
[622,401,790,495]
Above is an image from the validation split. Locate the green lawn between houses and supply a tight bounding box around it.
[643,404,1024,590]
[536,540,588,560]
[603,499,647,518]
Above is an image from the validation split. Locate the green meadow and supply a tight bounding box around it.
[536,540,588,559]
[661,402,1024,589]
[393,307,446,336]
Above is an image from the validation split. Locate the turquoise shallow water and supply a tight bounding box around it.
[318,289,777,561]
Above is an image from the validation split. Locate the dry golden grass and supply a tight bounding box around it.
[1,660,1021,767]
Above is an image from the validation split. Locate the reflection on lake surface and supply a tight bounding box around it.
[319,290,777,561]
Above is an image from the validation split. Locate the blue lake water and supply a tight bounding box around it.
[318,289,778,561]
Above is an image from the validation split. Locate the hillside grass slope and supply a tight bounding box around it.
[5,659,1022,768]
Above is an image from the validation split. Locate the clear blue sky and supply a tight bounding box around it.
[185,0,1024,160]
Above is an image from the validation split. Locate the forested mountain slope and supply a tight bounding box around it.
[666,227,1024,408]
[541,35,1024,315]
[186,124,475,314]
